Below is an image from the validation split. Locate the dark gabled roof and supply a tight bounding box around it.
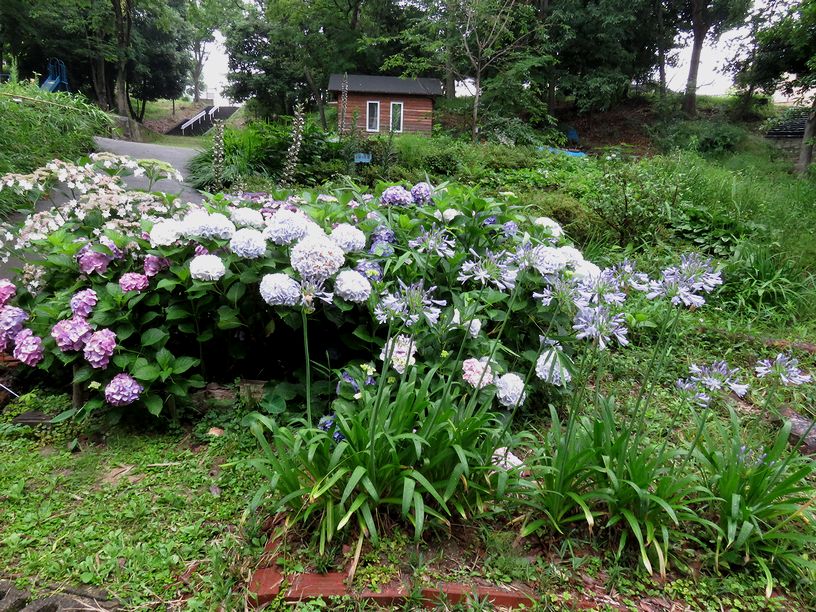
[327,74,443,97]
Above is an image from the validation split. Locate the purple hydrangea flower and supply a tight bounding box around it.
[755,354,811,386]
[143,255,170,277]
[369,240,395,257]
[70,289,98,318]
[573,305,629,350]
[51,317,93,352]
[689,361,748,397]
[408,225,456,258]
[380,186,413,207]
[371,226,396,244]
[410,182,433,204]
[104,373,143,406]
[457,248,518,292]
[374,279,446,327]
[99,236,124,259]
[0,305,28,341]
[119,272,149,293]
[0,279,16,306]
[12,329,44,366]
[355,260,383,281]
[83,329,117,369]
[77,248,112,275]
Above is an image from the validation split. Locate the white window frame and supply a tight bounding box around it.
[366,100,380,132]
[389,101,404,133]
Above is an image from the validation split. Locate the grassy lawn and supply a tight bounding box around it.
[145,133,209,149]
[138,99,208,124]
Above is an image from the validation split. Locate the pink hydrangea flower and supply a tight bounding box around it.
[143,255,170,277]
[104,373,143,406]
[83,329,117,368]
[13,329,44,366]
[119,272,149,293]
[462,357,494,389]
[70,289,98,318]
[0,279,16,306]
[51,317,93,352]
[0,305,28,341]
[77,249,112,275]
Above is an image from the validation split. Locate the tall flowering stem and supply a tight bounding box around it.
[302,309,312,426]
[339,73,349,136]
[281,102,305,188]
[211,119,225,192]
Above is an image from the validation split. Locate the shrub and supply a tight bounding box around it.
[649,120,747,155]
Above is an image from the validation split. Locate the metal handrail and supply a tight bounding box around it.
[180,108,209,134]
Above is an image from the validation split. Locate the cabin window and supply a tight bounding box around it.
[390,102,404,133]
[366,101,380,132]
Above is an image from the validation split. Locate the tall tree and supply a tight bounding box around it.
[111,0,133,116]
[681,0,751,115]
[187,0,232,102]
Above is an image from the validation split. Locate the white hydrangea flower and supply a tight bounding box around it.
[189,254,226,281]
[530,245,572,275]
[495,373,526,407]
[263,209,311,245]
[330,223,366,253]
[492,447,525,470]
[290,235,345,282]
[149,220,182,247]
[536,348,571,386]
[260,273,300,306]
[534,216,564,238]
[230,207,265,229]
[572,259,601,281]
[182,210,235,240]
[380,335,417,375]
[180,209,211,235]
[557,246,585,266]
[451,308,481,338]
[434,209,463,222]
[334,270,372,303]
[229,228,267,259]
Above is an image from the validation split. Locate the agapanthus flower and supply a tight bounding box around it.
[380,185,413,207]
[457,248,518,291]
[51,317,92,352]
[495,373,526,407]
[0,279,15,306]
[408,225,456,258]
[646,253,722,308]
[410,182,433,204]
[229,228,267,259]
[575,268,626,307]
[330,223,366,253]
[374,279,446,327]
[610,260,650,292]
[148,220,183,247]
[335,270,372,303]
[755,353,812,386]
[573,305,628,350]
[371,225,396,244]
[533,274,582,310]
[462,357,494,389]
[318,414,346,443]
[83,328,117,369]
[13,329,44,366]
[0,305,28,341]
[291,235,345,282]
[77,248,112,275]
[369,240,395,257]
[104,373,143,406]
[230,207,265,229]
[70,289,98,318]
[143,255,170,277]
[298,280,333,313]
[190,254,226,281]
[502,221,519,238]
[689,361,748,397]
[260,273,301,307]
[535,347,571,386]
[483,216,497,226]
[533,216,564,239]
[675,379,711,408]
[380,334,417,374]
[355,260,383,281]
[119,272,149,293]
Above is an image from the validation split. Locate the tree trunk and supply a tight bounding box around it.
[471,72,481,143]
[111,0,132,117]
[192,40,206,103]
[795,96,816,175]
[445,55,455,100]
[682,0,707,116]
[656,0,666,98]
[91,55,109,109]
[303,67,327,130]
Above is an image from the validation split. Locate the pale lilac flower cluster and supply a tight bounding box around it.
[143,255,170,277]
[0,305,28,348]
[646,253,722,308]
[380,335,417,374]
[119,272,149,293]
[502,221,519,238]
[190,254,226,281]
[462,357,494,389]
[573,305,629,350]
[104,373,143,406]
[229,228,267,259]
[529,245,573,276]
[263,209,313,245]
[689,361,748,397]
[374,280,446,327]
[369,225,396,257]
[230,207,265,229]
[182,210,236,240]
[495,372,526,407]
[410,182,433,204]
[330,223,366,253]
[380,185,413,207]
[755,354,812,386]
[260,273,301,307]
[51,317,92,352]
[408,225,456,258]
[70,289,99,318]
[0,279,15,305]
[334,270,372,303]
[13,329,44,366]
[533,217,564,239]
[457,249,518,291]
[290,235,345,283]
[355,260,383,281]
[84,329,117,368]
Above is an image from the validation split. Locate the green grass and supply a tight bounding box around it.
[138,98,208,124]
[147,133,209,149]
[0,419,263,607]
